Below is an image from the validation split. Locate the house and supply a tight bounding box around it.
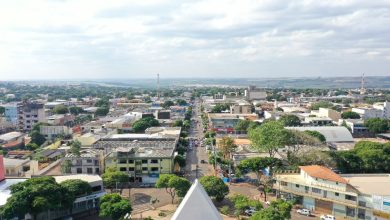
[0,131,25,150]
[172,179,223,220]
[208,113,258,133]
[339,119,369,136]
[40,125,72,140]
[3,158,39,177]
[310,108,341,122]
[230,102,252,114]
[274,165,390,219]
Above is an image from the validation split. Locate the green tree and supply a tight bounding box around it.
[30,130,46,146]
[248,121,289,157]
[210,104,230,113]
[176,99,187,106]
[95,99,109,107]
[199,176,229,202]
[218,136,237,159]
[70,140,81,156]
[53,105,69,114]
[304,130,326,143]
[0,106,5,115]
[173,119,183,127]
[310,101,333,110]
[231,194,262,214]
[132,117,159,133]
[234,120,251,132]
[25,143,39,151]
[174,155,186,168]
[60,179,92,197]
[341,111,360,119]
[61,160,72,174]
[99,193,132,220]
[162,100,174,109]
[68,106,84,115]
[238,157,282,201]
[155,174,191,204]
[250,200,292,220]
[102,167,129,189]
[0,176,74,220]
[364,118,389,133]
[279,115,301,126]
[95,107,109,116]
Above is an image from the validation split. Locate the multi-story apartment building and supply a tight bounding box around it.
[245,86,267,101]
[352,101,390,120]
[5,102,45,131]
[275,165,390,219]
[95,137,177,184]
[230,103,252,114]
[40,125,72,140]
[63,149,104,175]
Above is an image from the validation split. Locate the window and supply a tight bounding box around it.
[335,192,339,196]
[119,159,127,164]
[151,159,158,164]
[358,201,366,207]
[95,168,100,173]
[142,160,148,164]
[120,167,127,171]
[151,167,159,172]
[87,168,93,174]
[86,159,92,163]
[128,160,134,164]
[76,168,82,173]
[128,167,135,171]
[346,207,355,217]
[280,181,287,186]
[142,167,148,171]
[295,184,300,188]
[312,188,321,194]
[346,195,357,201]
[92,185,102,192]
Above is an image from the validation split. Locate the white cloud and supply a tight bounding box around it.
[0,0,389,79]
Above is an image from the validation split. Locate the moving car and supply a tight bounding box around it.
[297,209,311,216]
[320,214,336,220]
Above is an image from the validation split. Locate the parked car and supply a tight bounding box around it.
[297,209,311,216]
[320,214,336,220]
[244,207,257,216]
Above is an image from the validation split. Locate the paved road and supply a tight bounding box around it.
[185,99,211,182]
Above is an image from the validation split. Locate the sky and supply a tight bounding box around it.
[0,0,390,80]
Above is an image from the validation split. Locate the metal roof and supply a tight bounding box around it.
[286,126,354,143]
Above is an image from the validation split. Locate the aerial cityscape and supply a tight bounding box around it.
[0,1,390,220]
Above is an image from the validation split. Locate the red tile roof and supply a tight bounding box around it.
[299,165,348,184]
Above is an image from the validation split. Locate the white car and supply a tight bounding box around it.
[244,207,257,216]
[296,209,311,216]
[320,214,336,220]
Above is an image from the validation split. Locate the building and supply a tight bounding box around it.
[208,113,258,133]
[230,103,252,114]
[172,179,223,220]
[245,86,267,101]
[340,119,369,136]
[40,125,72,140]
[286,126,354,144]
[155,110,171,119]
[303,117,334,126]
[352,102,390,120]
[97,137,177,183]
[5,102,46,131]
[46,114,75,126]
[274,165,390,219]
[0,131,25,150]
[3,157,39,177]
[311,108,341,122]
[63,149,104,174]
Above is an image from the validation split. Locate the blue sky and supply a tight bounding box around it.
[0,0,389,79]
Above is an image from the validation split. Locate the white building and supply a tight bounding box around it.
[352,101,390,119]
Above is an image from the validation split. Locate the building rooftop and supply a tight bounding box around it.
[342,174,390,196]
[0,178,28,206]
[300,165,348,184]
[286,126,353,143]
[3,158,30,168]
[54,174,102,184]
[65,149,102,158]
[0,132,24,142]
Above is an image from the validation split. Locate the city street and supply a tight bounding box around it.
[185,99,212,182]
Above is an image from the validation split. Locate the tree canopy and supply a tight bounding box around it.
[132,117,159,133]
[218,136,237,159]
[99,193,132,220]
[95,107,109,116]
[250,199,292,220]
[162,100,174,109]
[310,101,333,110]
[304,130,326,143]
[102,167,129,189]
[341,111,361,119]
[70,140,81,156]
[155,174,191,204]
[60,179,92,197]
[248,121,290,157]
[199,176,229,202]
[364,118,389,133]
[53,104,69,114]
[0,176,75,219]
[279,114,301,126]
[231,194,262,214]
[210,104,230,113]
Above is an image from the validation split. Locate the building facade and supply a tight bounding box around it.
[275,165,390,220]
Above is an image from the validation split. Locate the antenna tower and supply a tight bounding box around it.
[157,73,160,99]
